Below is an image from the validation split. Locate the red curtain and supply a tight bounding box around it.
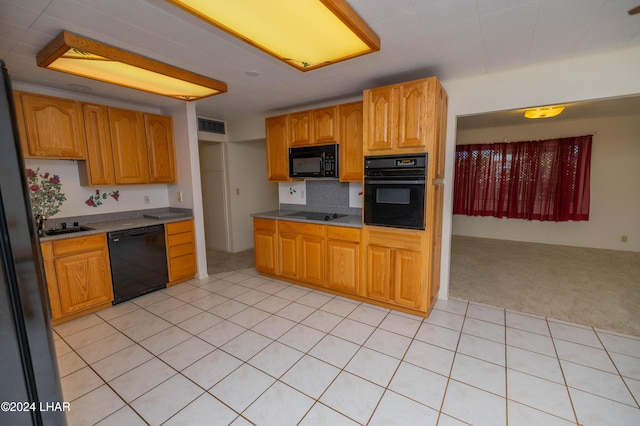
[453,135,592,221]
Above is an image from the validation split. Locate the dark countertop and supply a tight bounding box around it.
[39,215,193,242]
[251,210,363,228]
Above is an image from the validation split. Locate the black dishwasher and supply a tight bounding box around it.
[107,224,168,304]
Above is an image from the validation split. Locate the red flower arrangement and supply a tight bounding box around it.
[25,168,66,218]
[85,189,120,208]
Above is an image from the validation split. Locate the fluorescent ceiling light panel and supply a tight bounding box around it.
[524,106,565,119]
[37,31,227,101]
[165,0,380,71]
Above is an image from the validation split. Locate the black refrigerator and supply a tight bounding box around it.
[0,60,66,425]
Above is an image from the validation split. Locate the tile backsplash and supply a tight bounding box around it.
[280,180,362,216]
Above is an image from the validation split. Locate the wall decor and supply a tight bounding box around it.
[85,189,120,208]
[25,168,66,218]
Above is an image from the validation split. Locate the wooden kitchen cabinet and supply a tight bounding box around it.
[253,218,277,274]
[265,114,291,181]
[313,105,338,145]
[80,104,115,186]
[338,102,363,181]
[364,227,424,310]
[145,113,177,183]
[363,76,447,156]
[108,107,150,184]
[165,219,196,286]
[289,110,313,146]
[16,91,86,159]
[326,226,360,294]
[278,221,325,285]
[41,234,114,324]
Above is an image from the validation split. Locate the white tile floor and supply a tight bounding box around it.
[53,268,640,425]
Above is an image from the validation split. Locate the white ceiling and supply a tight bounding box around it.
[1,0,639,127]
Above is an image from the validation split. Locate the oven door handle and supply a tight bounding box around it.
[365,179,426,185]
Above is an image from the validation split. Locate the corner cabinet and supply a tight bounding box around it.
[265,115,290,181]
[41,234,114,325]
[15,91,86,159]
[81,104,115,186]
[165,220,197,286]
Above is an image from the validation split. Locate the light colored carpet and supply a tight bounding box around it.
[449,235,640,337]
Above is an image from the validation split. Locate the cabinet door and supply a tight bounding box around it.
[300,235,324,285]
[13,92,31,158]
[254,228,277,274]
[365,86,396,152]
[289,110,313,146]
[82,104,115,185]
[54,249,114,317]
[327,239,359,293]
[397,80,427,149]
[265,115,290,181]
[145,113,177,183]
[338,102,363,182]
[313,106,338,145]
[365,244,393,302]
[19,92,86,158]
[278,232,299,279]
[109,108,149,184]
[393,249,422,309]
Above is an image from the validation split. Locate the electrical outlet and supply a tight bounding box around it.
[144,195,150,204]
[621,235,628,243]
[177,191,183,202]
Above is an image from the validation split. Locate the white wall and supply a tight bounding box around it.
[225,140,279,252]
[454,114,640,252]
[438,45,640,300]
[199,143,230,251]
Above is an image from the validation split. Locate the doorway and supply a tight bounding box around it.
[199,142,230,251]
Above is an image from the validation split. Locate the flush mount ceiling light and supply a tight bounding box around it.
[37,31,227,101]
[165,0,380,71]
[524,106,565,119]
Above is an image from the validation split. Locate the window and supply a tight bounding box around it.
[453,135,592,221]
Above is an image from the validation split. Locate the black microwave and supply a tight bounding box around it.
[289,144,339,178]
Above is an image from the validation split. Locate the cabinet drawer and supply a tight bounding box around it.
[169,253,196,279]
[327,226,360,242]
[167,231,194,247]
[279,220,325,237]
[254,217,276,231]
[52,234,106,256]
[169,242,193,259]
[166,220,192,235]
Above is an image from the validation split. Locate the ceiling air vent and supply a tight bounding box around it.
[198,117,226,134]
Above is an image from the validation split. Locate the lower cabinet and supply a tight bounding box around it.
[364,227,424,310]
[253,218,277,274]
[41,234,114,324]
[326,226,360,294]
[278,221,325,286]
[165,220,197,286]
[252,218,432,315]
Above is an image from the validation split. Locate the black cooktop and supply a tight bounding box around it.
[286,211,347,221]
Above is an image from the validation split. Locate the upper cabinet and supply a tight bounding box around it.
[338,102,363,182]
[289,110,313,147]
[81,104,115,186]
[265,102,363,182]
[108,107,150,184]
[145,113,177,183]
[312,106,338,145]
[363,77,447,156]
[265,114,291,182]
[15,91,86,159]
[16,91,179,186]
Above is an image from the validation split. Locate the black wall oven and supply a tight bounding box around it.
[364,153,427,230]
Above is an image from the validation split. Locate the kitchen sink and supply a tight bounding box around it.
[43,225,93,236]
